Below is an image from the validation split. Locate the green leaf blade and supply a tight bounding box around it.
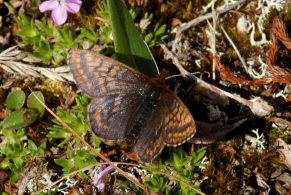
[108,0,158,77]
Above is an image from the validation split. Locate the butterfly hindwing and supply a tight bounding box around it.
[89,93,147,141]
[135,93,196,162]
[135,104,166,163]
[161,92,196,146]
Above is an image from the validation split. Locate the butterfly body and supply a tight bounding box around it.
[69,50,196,163]
[127,87,160,140]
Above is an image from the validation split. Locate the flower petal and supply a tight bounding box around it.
[67,0,82,4]
[51,5,68,25]
[92,165,115,192]
[65,0,82,13]
[97,183,105,192]
[39,0,59,12]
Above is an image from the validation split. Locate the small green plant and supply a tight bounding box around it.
[145,147,207,195]
[141,12,168,48]
[48,94,102,175]
[146,174,169,193]
[0,128,46,182]
[77,27,100,46]
[97,3,113,45]
[1,90,45,129]
[15,12,99,64]
[47,94,94,145]
[37,191,58,195]
[54,144,98,174]
[0,90,46,182]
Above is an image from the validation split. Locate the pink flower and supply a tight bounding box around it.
[92,165,116,192]
[39,0,82,25]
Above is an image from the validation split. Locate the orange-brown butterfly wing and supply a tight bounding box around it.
[70,50,196,162]
[135,103,165,163]
[161,92,196,146]
[89,94,147,140]
[135,92,196,162]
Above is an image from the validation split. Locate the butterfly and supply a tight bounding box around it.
[69,50,196,163]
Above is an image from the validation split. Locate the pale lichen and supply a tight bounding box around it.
[250,0,285,46]
[273,84,291,100]
[246,56,268,79]
[245,129,266,152]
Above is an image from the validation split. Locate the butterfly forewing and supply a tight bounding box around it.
[69,50,151,97]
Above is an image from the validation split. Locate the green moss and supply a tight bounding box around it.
[221,15,260,61]
[263,7,291,31]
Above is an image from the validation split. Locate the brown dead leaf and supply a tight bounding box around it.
[253,167,270,195]
[276,138,291,171]
[275,172,291,194]
[215,56,252,85]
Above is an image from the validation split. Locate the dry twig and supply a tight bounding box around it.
[209,0,218,80]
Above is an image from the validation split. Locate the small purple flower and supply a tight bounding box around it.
[39,0,82,25]
[92,165,116,192]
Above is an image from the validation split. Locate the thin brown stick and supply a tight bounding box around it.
[29,89,146,193]
[32,163,100,194]
[210,0,218,80]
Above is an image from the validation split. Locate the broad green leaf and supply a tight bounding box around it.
[27,91,45,117]
[108,0,158,77]
[2,109,39,129]
[6,90,25,110]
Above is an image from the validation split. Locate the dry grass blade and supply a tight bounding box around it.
[0,46,74,82]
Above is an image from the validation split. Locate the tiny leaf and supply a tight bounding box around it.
[27,91,45,117]
[6,90,25,110]
[2,109,39,129]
